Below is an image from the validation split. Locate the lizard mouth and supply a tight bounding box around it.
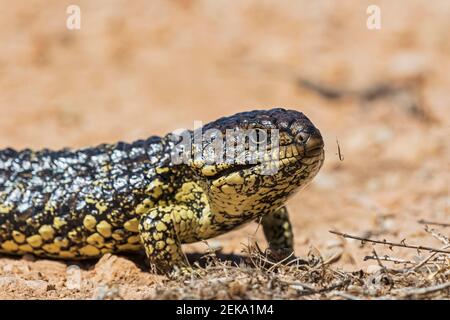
[304,145,324,157]
[201,128,324,183]
[204,146,322,182]
[204,163,256,181]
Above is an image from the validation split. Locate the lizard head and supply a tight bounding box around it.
[174,108,324,218]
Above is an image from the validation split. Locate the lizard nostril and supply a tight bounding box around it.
[295,132,310,144]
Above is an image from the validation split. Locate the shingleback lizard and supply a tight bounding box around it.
[0,108,324,274]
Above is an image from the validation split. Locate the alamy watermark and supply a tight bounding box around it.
[367,5,381,30]
[65,264,82,289]
[169,122,281,176]
[66,5,81,30]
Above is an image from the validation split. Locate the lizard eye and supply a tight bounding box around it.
[249,129,267,145]
[295,132,310,144]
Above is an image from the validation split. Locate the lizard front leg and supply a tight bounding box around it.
[139,206,188,274]
[139,202,212,274]
[139,180,216,274]
[261,206,294,258]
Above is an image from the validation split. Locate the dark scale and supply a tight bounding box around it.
[0,108,324,274]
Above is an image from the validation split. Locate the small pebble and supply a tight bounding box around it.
[25,279,48,291]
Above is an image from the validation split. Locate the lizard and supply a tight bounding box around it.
[0,108,324,274]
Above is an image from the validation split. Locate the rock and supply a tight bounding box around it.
[93,254,142,285]
[0,276,49,293]
[24,279,48,291]
[0,276,19,286]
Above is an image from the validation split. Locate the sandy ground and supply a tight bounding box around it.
[0,0,449,299]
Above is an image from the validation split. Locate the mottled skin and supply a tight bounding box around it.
[0,108,324,273]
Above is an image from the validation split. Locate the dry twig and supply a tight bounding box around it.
[418,220,450,228]
[329,230,450,254]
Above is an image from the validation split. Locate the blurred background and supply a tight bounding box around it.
[0,0,448,270]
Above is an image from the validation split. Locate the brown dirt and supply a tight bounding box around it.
[0,0,448,299]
